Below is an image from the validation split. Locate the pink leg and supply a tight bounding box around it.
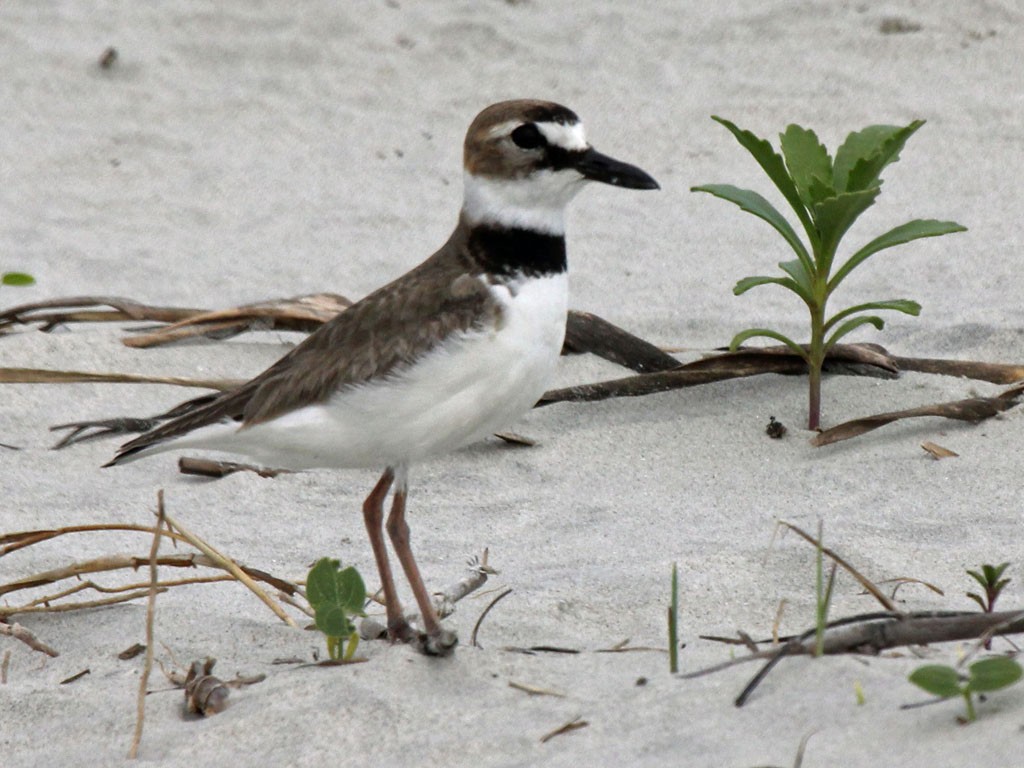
[362,468,414,641]
[385,470,457,655]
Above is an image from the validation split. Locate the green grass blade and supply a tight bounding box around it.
[823,299,920,334]
[780,124,834,208]
[811,188,881,275]
[707,116,819,250]
[828,219,967,292]
[908,665,962,698]
[668,562,679,674]
[823,315,885,354]
[833,121,925,192]
[729,327,807,360]
[692,184,813,272]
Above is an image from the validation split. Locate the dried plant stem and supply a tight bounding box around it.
[7,590,167,616]
[22,575,232,607]
[1,523,192,557]
[0,621,59,657]
[778,520,897,612]
[0,551,298,615]
[129,490,165,760]
[470,588,513,648]
[159,511,297,628]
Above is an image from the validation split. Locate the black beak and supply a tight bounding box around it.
[575,147,660,190]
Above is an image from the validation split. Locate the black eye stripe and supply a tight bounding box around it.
[511,123,546,150]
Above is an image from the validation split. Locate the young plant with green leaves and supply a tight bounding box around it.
[305,557,367,661]
[908,657,1022,723]
[692,117,966,429]
[967,562,1011,613]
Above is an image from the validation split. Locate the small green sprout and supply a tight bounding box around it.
[909,657,1023,723]
[306,557,367,661]
[967,562,1011,613]
[813,521,836,657]
[692,118,966,429]
[2,272,35,287]
[668,562,679,674]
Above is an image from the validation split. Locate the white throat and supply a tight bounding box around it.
[461,170,586,235]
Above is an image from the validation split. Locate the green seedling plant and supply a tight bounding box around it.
[908,656,1023,723]
[692,117,966,429]
[967,562,1011,649]
[813,521,836,657]
[967,562,1011,613]
[305,557,367,661]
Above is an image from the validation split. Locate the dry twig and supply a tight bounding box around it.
[129,490,166,760]
[0,621,59,657]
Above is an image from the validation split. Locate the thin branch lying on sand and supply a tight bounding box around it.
[0,522,301,622]
[688,520,1024,706]
[158,510,296,628]
[0,620,60,657]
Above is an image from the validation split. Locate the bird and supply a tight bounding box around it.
[106,99,659,655]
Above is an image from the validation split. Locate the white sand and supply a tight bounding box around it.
[2,1,1023,765]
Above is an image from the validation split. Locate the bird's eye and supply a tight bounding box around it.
[511,123,545,150]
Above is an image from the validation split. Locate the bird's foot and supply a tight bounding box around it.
[387,619,457,656]
[417,627,458,657]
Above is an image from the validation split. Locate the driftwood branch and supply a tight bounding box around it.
[683,609,1024,707]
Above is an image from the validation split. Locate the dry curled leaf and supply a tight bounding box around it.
[921,441,958,459]
[812,383,1024,446]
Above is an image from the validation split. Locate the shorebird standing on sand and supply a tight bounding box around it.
[106,99,659,655]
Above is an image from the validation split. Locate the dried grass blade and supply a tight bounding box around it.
[160,511,296,627]
[778,521,897,612]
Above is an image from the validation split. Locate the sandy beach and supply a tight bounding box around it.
[2,1,1023,765]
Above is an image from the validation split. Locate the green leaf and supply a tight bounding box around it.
[707,116,819,249]
[966,592,988,611]
[823,315,885,354]
[729,327,808,360]
[780,124,834,208]
[305,561,366,626]
[966,568,987,588]
[811,188,881,275]
[316,604,356,639]
[692,184,813,272]
[966,657,1023,693]
[833,121,925,192]
[828,219,967,293]
[733,274,808,301]
[909,665,963,698]
[778,258,815,302]
[824,300,920,334]
[984,563,1011,584]
[1,272,35,287]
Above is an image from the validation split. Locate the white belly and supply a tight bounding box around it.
[173,273,568,469]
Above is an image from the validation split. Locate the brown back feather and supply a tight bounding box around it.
[111,222,498,461]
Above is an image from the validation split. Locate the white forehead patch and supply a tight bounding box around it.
[536,120,588,151]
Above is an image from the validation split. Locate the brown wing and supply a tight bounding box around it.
[108,226,497,464]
